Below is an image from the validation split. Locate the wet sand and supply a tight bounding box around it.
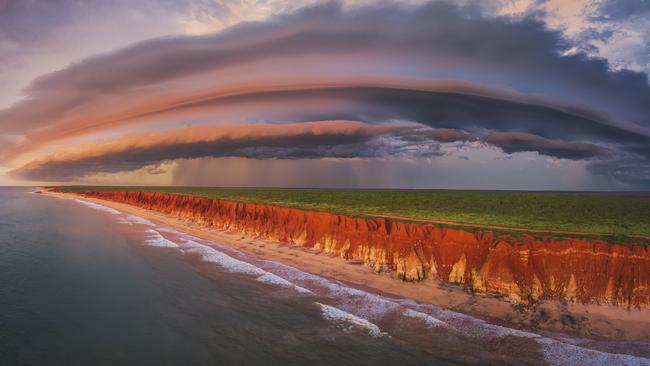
[44,190,650,343]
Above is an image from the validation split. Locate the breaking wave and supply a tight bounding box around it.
[69,196,650,366]
[178,238,312,294]
[402,308,448,328]
[73,199,121,215]
[316,302,384,337]
[143,228,179,248]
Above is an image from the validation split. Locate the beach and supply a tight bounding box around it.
[43,189,650,345]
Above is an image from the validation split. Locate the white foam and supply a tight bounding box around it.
[255,259,650,365]
[73,198,157,228]
[256,272,312,294]
[124,214,156,226]
[487,323,540,339]
[157,226,184,234]
[259,258,545,342]
[180,239,311,294]
[316,303,384,337]
[537,338,650,366]
[258,260,401,319]
[64,200,650,364]
[402,309,447,328]
[320,280,401,318]
[73,199,121,215]
[143,229,179,248]
[71,198,308,293]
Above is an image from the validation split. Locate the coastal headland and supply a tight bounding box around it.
[43,187,650,341]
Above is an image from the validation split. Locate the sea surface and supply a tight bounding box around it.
[0,188,648,366]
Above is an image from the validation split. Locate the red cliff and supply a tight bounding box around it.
[75,191,649,308]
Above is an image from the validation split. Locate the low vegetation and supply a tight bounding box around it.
[54,186,650,239]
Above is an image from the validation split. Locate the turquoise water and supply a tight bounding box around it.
[0,188,647,366]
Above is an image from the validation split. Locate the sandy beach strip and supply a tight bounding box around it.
[42,189,650,342]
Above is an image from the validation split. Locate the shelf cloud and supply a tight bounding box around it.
[10,121,613,182]
[1,1,649,187]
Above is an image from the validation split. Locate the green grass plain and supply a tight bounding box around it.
[54,186,650,240]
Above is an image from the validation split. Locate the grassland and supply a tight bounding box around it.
[54,186,650,240]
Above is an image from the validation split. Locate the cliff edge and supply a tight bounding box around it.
[73,190,649,308]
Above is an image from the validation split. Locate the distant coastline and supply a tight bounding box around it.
[42,188,650,342]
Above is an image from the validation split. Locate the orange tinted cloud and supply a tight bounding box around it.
[9,120,421,181]
[2,1,650,167]
[2,1,649,187]
[11,119,612,182]
[4,77,643,165]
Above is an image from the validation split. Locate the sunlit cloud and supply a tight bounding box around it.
[1,0,649,188]
[10,120,612,182]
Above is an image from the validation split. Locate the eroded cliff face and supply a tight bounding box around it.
[74,191,649,308]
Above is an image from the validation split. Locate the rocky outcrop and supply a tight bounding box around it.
[73,190,649,308]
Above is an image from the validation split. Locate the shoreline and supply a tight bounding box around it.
[42,189,650,342]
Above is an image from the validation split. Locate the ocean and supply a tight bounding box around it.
[0,188,647,366]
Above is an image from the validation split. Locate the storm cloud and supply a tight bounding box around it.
[8,121,443,181]
[592,0,650,21]
[10,120,615,182]
[2,3,650,135]
[1,1,649,188]
[2,81,648,165]
[483,132,610,160]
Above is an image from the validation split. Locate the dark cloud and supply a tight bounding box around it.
[482,132,610,160]
[592,0,650,21]
[578,27,616,43]
[587,142,650,188]
[9,121,447,181]
[2,1,650,188]
[588,158,650,188]
[131,85,650,144]
[2,1,650,137]
[6,81,648,165]
[623,143,650,159]
[399,127,478,143]
[144,165,168,175]
[11,120,622,182]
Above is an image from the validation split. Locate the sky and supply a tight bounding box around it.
[1,0,649,190]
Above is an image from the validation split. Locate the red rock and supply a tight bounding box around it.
[74,191,649,308]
